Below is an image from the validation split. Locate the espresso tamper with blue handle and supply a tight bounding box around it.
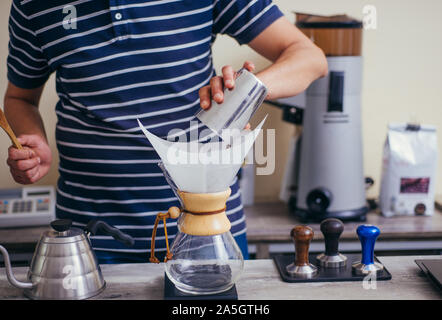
[352,225,384,275]
[316,218,347,268]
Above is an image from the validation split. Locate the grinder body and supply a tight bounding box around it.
[295,56,367,221]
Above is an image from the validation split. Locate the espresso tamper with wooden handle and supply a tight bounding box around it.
[316,218,347,268]
[352,225,384,275]
[286,225,318,278]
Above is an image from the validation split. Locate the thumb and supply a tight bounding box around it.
[17,134,42,148]
[243,61,255,72]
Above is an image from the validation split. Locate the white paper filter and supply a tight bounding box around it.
[137,117,267,193]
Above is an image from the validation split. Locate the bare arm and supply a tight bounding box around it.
[4,82,52,184]
[250,16,328,100]
[199,16,327,107]
[4,82,46,138]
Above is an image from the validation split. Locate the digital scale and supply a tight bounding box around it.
[0,186,55,228]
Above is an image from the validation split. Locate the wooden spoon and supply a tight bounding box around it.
[0,108,22,149]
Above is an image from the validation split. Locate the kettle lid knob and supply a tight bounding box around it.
[50,219,72,232]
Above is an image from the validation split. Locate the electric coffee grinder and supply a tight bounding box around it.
[272,13,368,222]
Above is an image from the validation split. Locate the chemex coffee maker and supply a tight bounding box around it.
[138,118,266,297]
[137,70,268,298]
[271,13,369,222]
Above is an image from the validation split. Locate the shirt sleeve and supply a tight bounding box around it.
[7,1,51,89]
[212,0,284,45]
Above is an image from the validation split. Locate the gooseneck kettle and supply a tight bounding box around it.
[0,219,134,300]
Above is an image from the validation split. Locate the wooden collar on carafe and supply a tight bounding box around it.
[177,188,232,237]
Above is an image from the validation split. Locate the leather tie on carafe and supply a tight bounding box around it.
[185,206,227,215]
[150,206,181,263]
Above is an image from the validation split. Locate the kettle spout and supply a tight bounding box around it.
[0,245,33,290]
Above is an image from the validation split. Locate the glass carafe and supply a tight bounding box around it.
[150,188,244,295]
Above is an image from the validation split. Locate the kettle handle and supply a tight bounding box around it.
[0,245,33,290]
[150,207,181,263]
[86,221,135,247]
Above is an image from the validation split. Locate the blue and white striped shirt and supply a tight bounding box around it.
[7,0,283,262]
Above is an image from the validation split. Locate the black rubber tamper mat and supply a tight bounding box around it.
[164,273,238,300]
[274,253,392,283]
[415,259,442,290]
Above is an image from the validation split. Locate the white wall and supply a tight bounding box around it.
[0,0,441,203]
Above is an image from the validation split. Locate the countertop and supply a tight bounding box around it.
[0,255,441,300]
[245,203,442,243]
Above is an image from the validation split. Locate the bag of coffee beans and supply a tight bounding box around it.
[379,123,438,217]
